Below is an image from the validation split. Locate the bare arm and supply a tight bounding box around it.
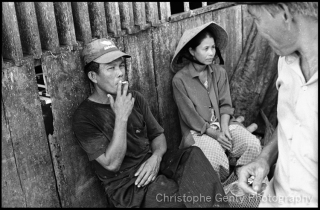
[134,133,167,187]
[95,81,135,172]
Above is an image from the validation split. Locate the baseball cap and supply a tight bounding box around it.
[82,38,131,65]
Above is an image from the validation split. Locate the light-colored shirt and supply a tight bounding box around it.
[172,63,234,149]
[259,54,318,207]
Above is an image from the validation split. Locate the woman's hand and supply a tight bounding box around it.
[210,129,232,151]
[221,126,232,141]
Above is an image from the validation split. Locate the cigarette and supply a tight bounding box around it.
[121,81,128,84]
[248,175,255,185]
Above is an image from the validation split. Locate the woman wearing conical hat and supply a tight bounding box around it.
[171,22,262,182]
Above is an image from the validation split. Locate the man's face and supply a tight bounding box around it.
[247,5,298,56]
[95,57,125,94]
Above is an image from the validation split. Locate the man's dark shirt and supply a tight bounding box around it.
[72,90,164,189]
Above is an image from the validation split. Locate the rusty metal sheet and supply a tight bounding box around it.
[1,100,27,207]
[2,2,23,65]
[15,2,42,59]
[2,58,60,207]
[42,50,107,207]
[123,30,159,121]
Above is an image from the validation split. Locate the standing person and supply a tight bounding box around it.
[235,2,318,207]
[72,38,229,208]
[171,21,262,183]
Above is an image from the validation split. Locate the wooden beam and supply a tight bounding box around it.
[15,2,42,59]
[105,2,123,37]
[132,2,150,31]
[2,2,23,65]
[53,2,77,47]
[87,2,108,39]
[34,2,60,53]
[71,2,92,44]
[118,2,139,34]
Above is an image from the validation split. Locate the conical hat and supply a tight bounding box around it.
[170,21,228,73]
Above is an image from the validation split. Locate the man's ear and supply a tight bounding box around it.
[88,71,97,84]
[189,47,194,57]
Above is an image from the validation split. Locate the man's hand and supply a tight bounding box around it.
[236,158,270,195]
[134,154,161,188]
[108,81,135,120]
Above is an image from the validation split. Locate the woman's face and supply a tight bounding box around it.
[189,36,216,65]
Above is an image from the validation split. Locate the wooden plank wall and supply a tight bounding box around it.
[2,2,278,207]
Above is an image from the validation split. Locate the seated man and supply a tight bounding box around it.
[72,38,229,208]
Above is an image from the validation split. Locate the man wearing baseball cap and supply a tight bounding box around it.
[72,38,229,207]
[234,2,318,207]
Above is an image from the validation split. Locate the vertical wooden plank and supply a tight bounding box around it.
[71,2,92,44]
[158,2,171,23]
[123,31,159,121]
[2,58,60,207]
[133,2,150,30]
[34,2,60,53]
[105,2,122,37]
[145,2,160,26]
[118,2,139,34]
[2,2,23,65]
[42,51,107,207]
[183,2,190,11]
[15,2,42,59]
[87,2,108,39]
[152,22,184,150]
[53,2,77,46]
[2,100,27,207]
[212,5,243,78]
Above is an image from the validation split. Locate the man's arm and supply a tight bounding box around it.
[95,81,135,172]
[237,126,278,194]
[134,133,167,187]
